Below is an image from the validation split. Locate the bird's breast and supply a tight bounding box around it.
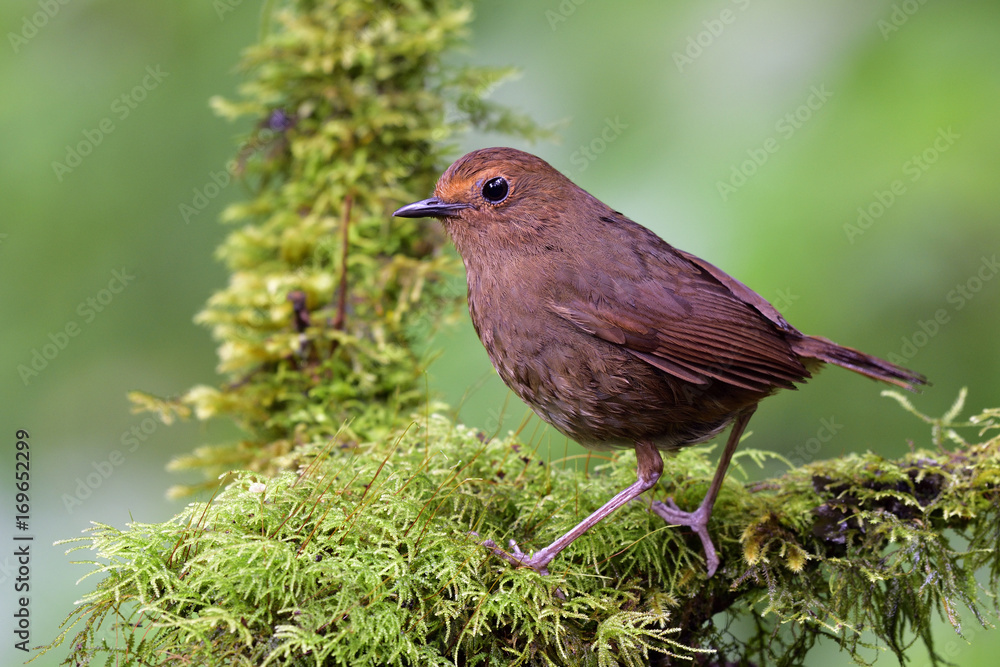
[462,261,742,450]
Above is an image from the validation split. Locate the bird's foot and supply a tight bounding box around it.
[479,537,553,576]
[650,498,720,577]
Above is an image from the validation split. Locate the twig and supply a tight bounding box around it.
[333,194,353,332]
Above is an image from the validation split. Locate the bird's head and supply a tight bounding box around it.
[394,147,597,253]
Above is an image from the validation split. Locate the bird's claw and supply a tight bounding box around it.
[478,537,551,576]
[656,497,683,513]
[650,499,721,577]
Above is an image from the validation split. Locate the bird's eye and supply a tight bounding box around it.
[481,177,509,204]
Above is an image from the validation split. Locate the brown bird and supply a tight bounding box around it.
[394,147,926,577]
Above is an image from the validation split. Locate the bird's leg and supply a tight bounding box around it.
[482,439,663,575]
[651,406,756,577]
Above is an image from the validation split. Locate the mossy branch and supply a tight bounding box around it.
[40,1,998,665]
[46,400,1000,665]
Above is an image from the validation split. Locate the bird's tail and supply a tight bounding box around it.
[793,335,927,393]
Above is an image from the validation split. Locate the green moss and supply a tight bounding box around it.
[49,399,1000,665]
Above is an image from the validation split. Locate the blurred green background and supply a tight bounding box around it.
[1,1,998,664]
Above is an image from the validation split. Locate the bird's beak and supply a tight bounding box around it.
[393,197,471,219]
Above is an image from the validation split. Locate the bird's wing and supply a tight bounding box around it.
[549,248,809,393]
